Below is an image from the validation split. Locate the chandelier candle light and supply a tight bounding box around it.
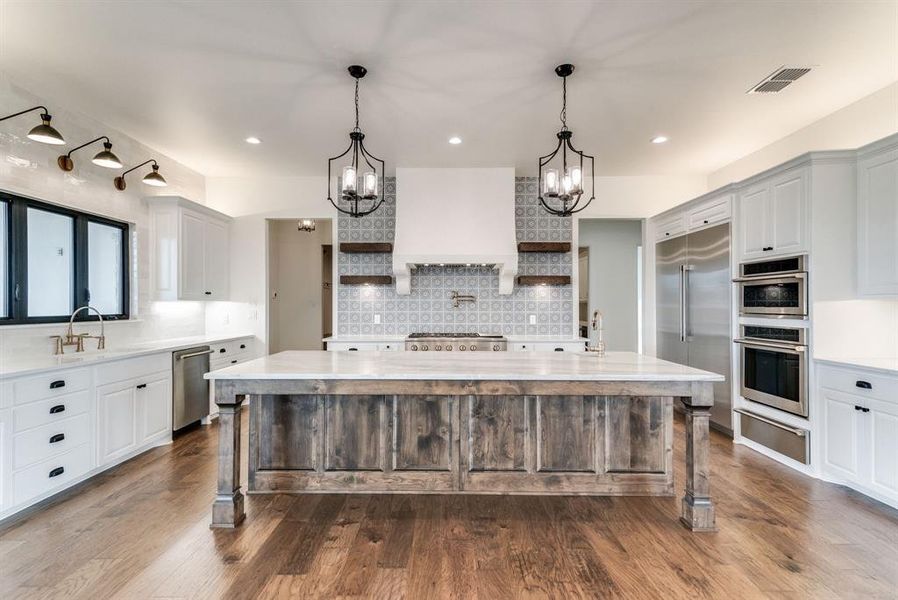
[297,219,316,232]
[537,64,596,216]
[326,65,385,218]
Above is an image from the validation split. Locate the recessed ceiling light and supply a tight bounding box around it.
[245,136,262,144]
[448,136,462,145]
[651,135,669,144]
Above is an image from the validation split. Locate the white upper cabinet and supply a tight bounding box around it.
[737,166,808,260]
[652,193,732,242]
[147,196,232,301]
[857,145,898,296]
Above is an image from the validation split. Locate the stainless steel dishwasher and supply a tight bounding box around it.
[172,346,213,431]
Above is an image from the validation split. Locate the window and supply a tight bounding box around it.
[0,191,130,324]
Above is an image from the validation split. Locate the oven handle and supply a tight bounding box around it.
[734,409,807,437]
[734,338,807,352]
[732,272,807,283]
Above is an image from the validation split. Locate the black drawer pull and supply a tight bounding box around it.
[854,405,871,413]
[204,291,212,295]
[762,246,774,252]
[862,407,870,413]
[50,380,65,389]
[49,433,65,444]
[703,219,709,224]
[855,380,872,390]
[49,404,66,414]
[665,232,670,236]
[348,347,359,351]
[136,384,147,389]
[239,344,246,349]
[554,348,564,352]
[231,360,237,364]
[219,348,226,353]
[49,467,65,478]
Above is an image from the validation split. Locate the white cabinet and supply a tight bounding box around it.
[97,381,138,465]
[654,213,686,241]
[818,363,898,508]
[652,193,732,242]
[737,166,808,260]
[148,196,232,301]
[326,341,383,351]
[857,145,898,296]
[138,376,171,444]
[0,409,9,511]
[512,341,586,352]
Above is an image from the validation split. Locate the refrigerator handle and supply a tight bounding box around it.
[679,265,686,342]
[683,264,692,339]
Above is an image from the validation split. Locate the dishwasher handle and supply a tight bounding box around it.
[177,349,214,360]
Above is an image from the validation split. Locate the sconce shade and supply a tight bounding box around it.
[142,164,167,187]
[92,142,123,169]
[27,114,66,145]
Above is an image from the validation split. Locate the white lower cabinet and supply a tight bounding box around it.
[1,352,175,521]
[819,363,898,508]
[512,341,586,352]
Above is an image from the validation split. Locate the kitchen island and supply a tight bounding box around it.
[206,351,723,531]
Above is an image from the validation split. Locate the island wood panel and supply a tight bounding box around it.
[605,396,668,473]
[466,395,528,471]
[325,395,384,471]
[536,395,597,472]
[255,394,318,470]
[392,395,452,471]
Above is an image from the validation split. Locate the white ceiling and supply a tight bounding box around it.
[1,1,896,178]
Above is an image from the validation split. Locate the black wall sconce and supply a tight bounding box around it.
[57,136,123,171]
[114,159,167,191]
[0,105,66,145]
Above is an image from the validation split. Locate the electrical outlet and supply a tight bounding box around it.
[529,314,536,325]
[374,314,381,324]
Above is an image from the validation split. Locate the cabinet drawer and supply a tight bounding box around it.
[14,413,91,470]
[326,342,379,351]
[211,352,249,370]
[532,342,586,352]
[511,343,533,352]
[688,197,731,229]
[13,390,90,432]
[655,214,686,241]
[818,365,898,404]
[14,442,92,506]
[211,338,253,358]
[95,353,171,386]
[13,368,91,406]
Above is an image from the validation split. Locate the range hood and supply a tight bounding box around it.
[392,168,518,294]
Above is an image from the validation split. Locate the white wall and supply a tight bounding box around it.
[268,219,332,352]
[578,219,643,352]
[0,77,207,362]
[709,82,898,189]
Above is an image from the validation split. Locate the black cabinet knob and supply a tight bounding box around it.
[49,433,65,444]
[554,348,564,352]
[49,467,65,478]
[231,360,237,364]
[703,219,709,224]
[49,404,66,414]
[219,348,226,353]
[136,384,147,389]
[204,291,212,295]
[50,380,65,389]
[855,380,872,390]
[762,246,774,252]
[239,344,246,349]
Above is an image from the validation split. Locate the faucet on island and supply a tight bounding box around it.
[51,305,106,355]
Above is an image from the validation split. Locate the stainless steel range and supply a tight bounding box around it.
[405,332,507,352]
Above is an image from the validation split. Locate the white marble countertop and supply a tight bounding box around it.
[206,350,723,382]
[814,356,898,376]
[0,333,255,379]
[322,335,588,343]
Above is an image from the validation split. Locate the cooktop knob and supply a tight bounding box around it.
[435,344,442,351]
[469,345,477,351]
[411,345,418,351]
[493,344,500,351]
[422,344,429,351]
[459,344,466,351]
[446,345,452,351]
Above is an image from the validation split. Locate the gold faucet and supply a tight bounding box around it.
[586,309,606,356]
[51,305,106,355]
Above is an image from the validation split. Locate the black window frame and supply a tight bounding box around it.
[0,190,130,325]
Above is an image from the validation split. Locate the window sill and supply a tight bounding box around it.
[0,319,144,331]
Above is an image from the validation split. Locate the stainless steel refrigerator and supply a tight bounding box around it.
[656,223,732,434]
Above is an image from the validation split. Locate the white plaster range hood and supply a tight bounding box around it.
[392,168,518,295]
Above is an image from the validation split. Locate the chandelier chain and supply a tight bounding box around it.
[559,75,567,130]
[354,79,360,131]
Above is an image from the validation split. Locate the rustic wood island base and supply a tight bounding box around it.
[207,351,721,532]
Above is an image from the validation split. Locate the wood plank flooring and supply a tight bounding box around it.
[1,409,896,599]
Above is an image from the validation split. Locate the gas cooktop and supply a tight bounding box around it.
[406,332,504,339]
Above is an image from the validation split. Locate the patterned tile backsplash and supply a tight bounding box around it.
[336,177,574,337]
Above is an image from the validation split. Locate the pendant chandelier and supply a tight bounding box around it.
[297,219,316,232]
[537,64,596,216]
[326,65,385,218]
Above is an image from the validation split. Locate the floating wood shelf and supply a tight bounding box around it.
[339,275,393,285]
[339,242,393,253]
[516,275,572,286]
[517,242,572,253]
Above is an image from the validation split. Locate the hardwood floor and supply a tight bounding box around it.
[1,409,896,599]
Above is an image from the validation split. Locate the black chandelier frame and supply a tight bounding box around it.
[327,65,385,218]
[537,64,596,217]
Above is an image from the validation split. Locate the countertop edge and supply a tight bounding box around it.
[814,357,898,376]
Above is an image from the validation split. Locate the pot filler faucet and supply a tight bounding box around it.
[51,305,106,355]
[450,290,476,308]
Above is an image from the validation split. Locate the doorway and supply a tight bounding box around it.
[578,219,644,352]
[267,218,333,352]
